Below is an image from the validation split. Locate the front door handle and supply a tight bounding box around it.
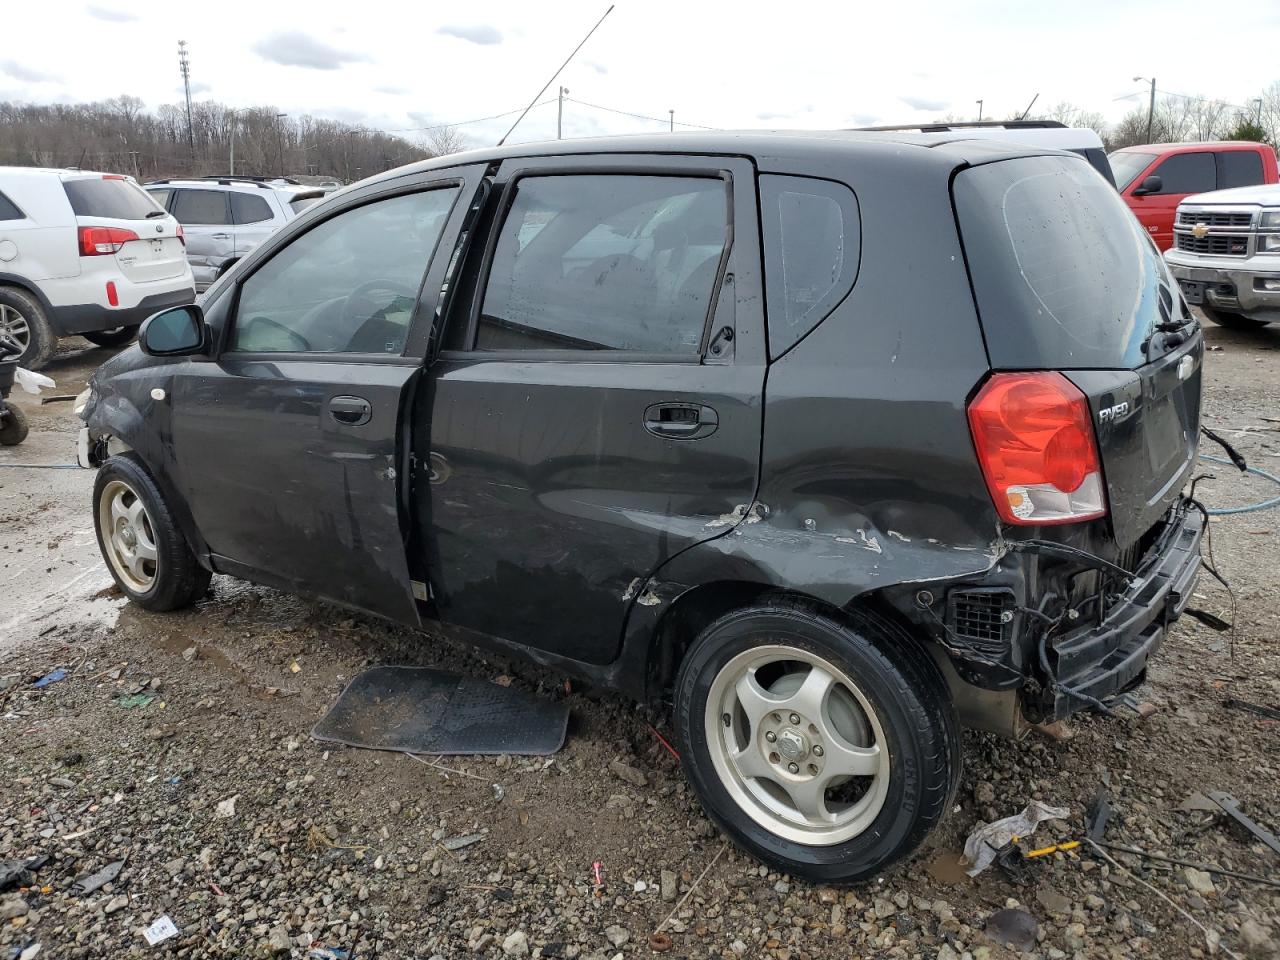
[329,395,372,426]
[211,233,231,240]
[643,402,718,440]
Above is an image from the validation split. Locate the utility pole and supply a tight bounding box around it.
[557,86,569,139]
[1134,76,1156,142]
[229,111,236,175]
[1255,98,1264,125]
[276,112,288,178]
[669,109,674,132]
[976,99,984,122]
[128,150,140,180]
[178,41,195,157]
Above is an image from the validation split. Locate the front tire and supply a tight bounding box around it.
[0,286,56,370]
[1201,305,1270,330]
[93,454,210,611]
[0,404,28,445]
[82,325,140,348]
[674,603,960,883]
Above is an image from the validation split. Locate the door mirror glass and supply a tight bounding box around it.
[140,304,207,356]
[1133,175,1163,196]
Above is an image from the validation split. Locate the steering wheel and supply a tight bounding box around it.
[340,279,419,329]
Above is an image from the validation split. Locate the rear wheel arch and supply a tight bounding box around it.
[0,282,57,369]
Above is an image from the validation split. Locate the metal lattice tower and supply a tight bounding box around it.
[178,41,195,155]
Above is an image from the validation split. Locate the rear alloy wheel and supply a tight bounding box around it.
[1201,305,1270,330]
[0,287,56,369]
[83,325,141,348]
[93,454,211,610]
[675,603,960,882]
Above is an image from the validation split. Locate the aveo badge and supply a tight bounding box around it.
[1098,401,1130,424]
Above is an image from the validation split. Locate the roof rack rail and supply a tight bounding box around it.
[197,175,302,185]
[855,120,1069,133]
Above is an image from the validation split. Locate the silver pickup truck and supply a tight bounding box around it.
[1164,183,1280,329]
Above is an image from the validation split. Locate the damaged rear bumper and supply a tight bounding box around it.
[1045,504,1203,719]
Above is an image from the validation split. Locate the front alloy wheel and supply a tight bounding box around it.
[98,479,159,592]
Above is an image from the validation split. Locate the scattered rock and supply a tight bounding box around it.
[974,781,997,804]
[0,895,29,920]
[660,869,678,902]
[103,895,128,915]
[263,926,291,955]
[502,930,529,956]
[609,759,648,787]
[182,646,198,663]
[1184,867,1216,897]
[985,907,1039,952]
[215,794,239,819]
[1036,886,1073,916]
[604,924,630,947]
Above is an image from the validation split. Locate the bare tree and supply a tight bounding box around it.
[423,125,468,157]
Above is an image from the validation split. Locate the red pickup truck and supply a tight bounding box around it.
[1109,141,1279,250]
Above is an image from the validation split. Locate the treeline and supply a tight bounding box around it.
[934,81,1280,153]
[0,96,455,183]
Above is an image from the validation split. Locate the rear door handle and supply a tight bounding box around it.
[643,402,718,440]
[329,395,372,426]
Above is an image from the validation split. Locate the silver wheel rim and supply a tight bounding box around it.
[98,480,158,592]
[0,303,30,351]
[704,644,891,846]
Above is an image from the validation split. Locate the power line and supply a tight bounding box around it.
[380,99,557,134]
[1114,86,1251,112]
[564,96,718,130]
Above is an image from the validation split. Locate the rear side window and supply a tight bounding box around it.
[1150,153,1215,194]
[172,189,231,225]
[955,155,1165,370]
[147,188,172,210]
[0,190,22,221]
[477,174,729,354]
[759,174,859,357]
[63,177,162,220]
[1218,151,1265,189]
[231,193,273,225]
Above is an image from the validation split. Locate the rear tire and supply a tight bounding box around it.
[82,325,140,348]
[674,602,960,883]
[0,404,28,445]
[1201,305,1270,330]
[93,454,211,611]
[0,286,56,370]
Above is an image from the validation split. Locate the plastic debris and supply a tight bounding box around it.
[441,833,484,851]
[142,916,179,946]
[308,947,350,960]
[14,368,55,395]
[986,907,1039,952]
[962,800,1069,876]
[73,859,125,896]
[0,861,33,893]
[30,670,67,689]
[116,693,156,709]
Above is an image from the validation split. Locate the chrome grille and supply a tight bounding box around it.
[1177,209,1254,228]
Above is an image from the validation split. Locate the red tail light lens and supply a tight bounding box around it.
[967,372,1106,526]
[78,226,139,256]
[176,223,185,247]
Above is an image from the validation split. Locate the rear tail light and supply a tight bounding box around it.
[176,223,185,247]
[967,372,1106,525]
[78,226,138,256]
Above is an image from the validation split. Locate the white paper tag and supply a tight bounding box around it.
[143,916,179,946]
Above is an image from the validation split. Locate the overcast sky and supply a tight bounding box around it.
[5,0,1280,148]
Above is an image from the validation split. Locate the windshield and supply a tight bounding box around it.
[955,154,1175,370]
[1108,150,1156,191]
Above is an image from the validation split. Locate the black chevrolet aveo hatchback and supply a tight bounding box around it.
[78,132,1204,882]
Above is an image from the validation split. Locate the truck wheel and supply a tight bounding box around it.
[0,404,28,445]
[674,603,960,883]
[83,325,140,348]
[0,286,56,370]
[1201,305,1270,330]
[93,454,211,611]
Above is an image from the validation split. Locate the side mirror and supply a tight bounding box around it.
[139,304,209,357]
[1133,174,1163,196]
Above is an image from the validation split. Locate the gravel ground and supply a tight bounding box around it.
[1,325,1278,960]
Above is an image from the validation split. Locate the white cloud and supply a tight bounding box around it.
[1,60,57,84]
[437,24,502,46]
[252,31,371,71]
[900,95,948,113]
[86,4,136,21]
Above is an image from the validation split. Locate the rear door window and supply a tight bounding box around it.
[955,155,1166,370]
[231,193,274,225]
[1150,153,1215,194]
[759,174,859,357]
[63,177,162,220]
[1217,151,1265,189]
[0,191,23,221]
[172,189,231,225]
[476,174,729,354]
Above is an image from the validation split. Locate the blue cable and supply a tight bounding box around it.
[1199,454,1280,515]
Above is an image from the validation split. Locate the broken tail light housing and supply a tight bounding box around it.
[967,372,1106,525]
[78,226,138,256]
[176,223,185,247]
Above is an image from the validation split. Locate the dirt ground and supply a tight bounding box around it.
[1,325,1278,960]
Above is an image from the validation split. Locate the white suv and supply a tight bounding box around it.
[0,167,195,368]
[145,177,325,291]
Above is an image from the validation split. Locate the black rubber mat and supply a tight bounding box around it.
[311,666,569,756]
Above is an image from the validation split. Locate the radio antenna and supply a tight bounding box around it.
[497,5,615,146]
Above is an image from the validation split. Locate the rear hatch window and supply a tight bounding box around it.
[954,154,1169,371]
[64,177,164,221]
